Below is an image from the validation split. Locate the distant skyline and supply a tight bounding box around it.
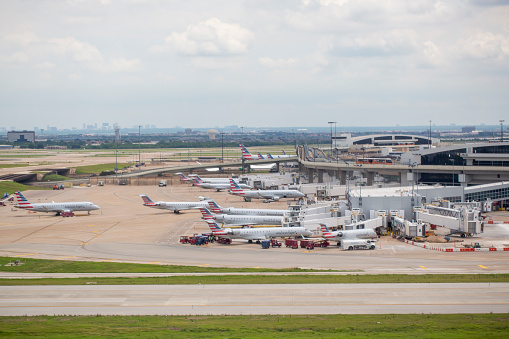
[1,1,508,128]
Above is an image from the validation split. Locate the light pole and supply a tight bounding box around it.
[241,126,245,174]
[328,121,334,159]
[450,158,455,186]
[138,125,141,172]
[429,120,432,149]
[220,132,225,163]
[500,120,505,142]
[334,122,338,164]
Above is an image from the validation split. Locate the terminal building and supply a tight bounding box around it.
[7,130,35,143]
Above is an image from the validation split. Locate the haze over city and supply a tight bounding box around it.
[1,1,508,129]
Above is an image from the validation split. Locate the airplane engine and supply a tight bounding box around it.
[272,197,280,201]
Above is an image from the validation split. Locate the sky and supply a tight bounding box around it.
[1,0,508,130]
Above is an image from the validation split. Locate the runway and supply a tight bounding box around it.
[1,283,508,316]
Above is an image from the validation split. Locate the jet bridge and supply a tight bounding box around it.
[414,204,483,237]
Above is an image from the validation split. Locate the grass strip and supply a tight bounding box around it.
[0,182,50,195]
[74,163,133,174]
[1,274,508,286]
[0,163,30,168]
[0,257,322,273]
[0,314,507,338]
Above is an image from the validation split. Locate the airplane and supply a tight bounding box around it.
[200,207,283,226]
[191,177,251,192]
[320,223,377,242]
[175,172,192,183]
[267,152,293,159]
[207,200,289,216]
[205,219,312,242]
[257,152,267,160]
[239,143,260,161]
[139,194,210,213]
[14,190,100,216]
[188,174,231,184]
[229,178,305,202]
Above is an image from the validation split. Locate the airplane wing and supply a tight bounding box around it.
[228,222,260,227]
[243,234,268,240]
[257,192,279,200]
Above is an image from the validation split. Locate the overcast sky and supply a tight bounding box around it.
[1,0,508,130]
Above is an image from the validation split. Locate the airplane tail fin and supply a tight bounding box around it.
[139,194,157,206]
[320,223,333,238]
[199,207,215,219]
[239,143,253,160]
[175,172,190,182]
[257,152,264,160]
[14,190,32,208]
[207,200,222,213]
[205,219,228,236]
[267,153,274,159]
[282,150,287,155]
[191,177,202,186]
[229,179,245,195]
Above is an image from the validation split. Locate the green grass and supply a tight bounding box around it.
[0,163,29,168]
[2,274,508,286]
[0,314,506,338]
[74,162,133,174]
[0,256,321,274]
[41,173,73,181]
[0,182,50,195]
[0,154,54,158]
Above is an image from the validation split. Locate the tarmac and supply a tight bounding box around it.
[1,283,508,316]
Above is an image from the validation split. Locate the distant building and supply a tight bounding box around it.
[462,126,475,133]
[8,130,35,143]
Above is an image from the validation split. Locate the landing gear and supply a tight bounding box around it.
[174,210,181,214]
[248,240,253,243]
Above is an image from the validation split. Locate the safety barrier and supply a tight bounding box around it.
[401,238,509,253]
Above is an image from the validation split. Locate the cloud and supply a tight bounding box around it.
[456,32,509,60]
[258,57,299,68]
[152,18,254,56]
[418,41,444,67]
[328,30,418,57]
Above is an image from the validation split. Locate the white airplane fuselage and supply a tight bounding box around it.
[326,229,377,242]
[220,207,289,216]
[219,226,312,240]
[15,202,99,214]
[212,213,283,226]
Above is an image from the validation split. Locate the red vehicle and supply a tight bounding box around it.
[285,238,299,249]
[188,236,198,245]
[315,240,330,248]
[271,239,282,248]
[179,236,189,244]
[300,240,314,248]
[217,237,232,244]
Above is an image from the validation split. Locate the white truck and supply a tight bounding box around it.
[159,180,167,187]
[341,239,376,250]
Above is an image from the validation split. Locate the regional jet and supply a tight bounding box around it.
[139,194,210,213]
[320,223,377,242]
[207,200,289,216]
[200,207,283,226]
[206,219,312,242]
[229,179,305,202]
[14,190,99,216]
[191,177,251,192]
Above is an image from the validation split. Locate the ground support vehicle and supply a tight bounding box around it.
[179,236,189,244]
[261,240,271,249]
[285,238,299,249]
[217,237,232,244]
[341,239,376,250]
[300,240,314,248]
[271,239,282,247]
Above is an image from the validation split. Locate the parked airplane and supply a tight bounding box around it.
[175,172,192,183]
[267,152,293,159]
[200,207,283,226]
[206,219,312,241]
[239,143,259,160]
[229,179,305,202]
[191,177,251,192]
[188,174,231,184]
[257,152,267,160]
[139,194,210,213]
[207,200,289,216]
[320,223,377,242]
[14,190,99,216]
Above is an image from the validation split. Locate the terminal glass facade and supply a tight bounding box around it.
[465,186,509,202]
